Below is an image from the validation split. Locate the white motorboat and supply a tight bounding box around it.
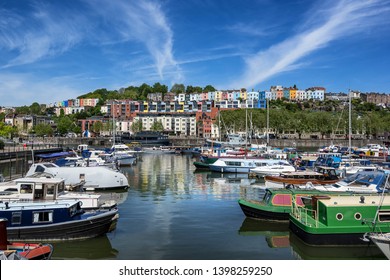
[0,176,116,210]
[304,170,390,193]
[110,144,137,166]
[250,160,295,177]
[339,160,380,177]
[143,146,176,154]
[25,162,129,191]
[209,158,284,173]
[356,143,388,153]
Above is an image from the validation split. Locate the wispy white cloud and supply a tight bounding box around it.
[0,3,86,68]
[85,0,183,83]
[224,22,274,37]
[230,0,390,89]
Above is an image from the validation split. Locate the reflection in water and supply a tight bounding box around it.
[51,235,118,260]
[15,153,387,260]
[289,231,386,260]
[238,218,290,248]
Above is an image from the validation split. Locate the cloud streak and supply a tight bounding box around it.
[0,0,182,84]
[0,3,86,68]
[230,0,390,89]
[85,0,183,83]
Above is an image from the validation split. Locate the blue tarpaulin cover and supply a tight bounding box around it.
[35,152,74,159]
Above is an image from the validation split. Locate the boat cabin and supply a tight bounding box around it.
[0,177,66,201]
[279,166,338,181]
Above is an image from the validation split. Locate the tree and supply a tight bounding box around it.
[33,123,53,136]
[92,121,103,136]
[139,83,153,100]
[171,83,185,94]
[151,121,164,131]
[123,88,139,100]
[203,85,216,92]
[186,85,194,93]
[30,102,42,115]
[15,106,30,114]
[131,120,143,133]
[153,82,168,94]
[0,123,18,138]
[56,116,74,135]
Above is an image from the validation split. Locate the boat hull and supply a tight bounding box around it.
[238,199,289,221]
[289,217,374,246]
[6,210,119,242]
[193,161,210,170]
[6,242,53,259]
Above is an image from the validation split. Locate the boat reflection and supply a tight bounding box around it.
[289,231,386,260]
[50,235,118,260]
[238,218,290,248]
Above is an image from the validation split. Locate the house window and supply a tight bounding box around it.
[33,211,53,223]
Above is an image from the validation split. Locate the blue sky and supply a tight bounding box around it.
[1,0,390,106]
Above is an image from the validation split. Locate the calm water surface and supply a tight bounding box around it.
[49,153,385,260]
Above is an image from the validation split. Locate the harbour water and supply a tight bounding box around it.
[2,153,386,260]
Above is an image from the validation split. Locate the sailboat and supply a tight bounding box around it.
[205,110,248,148]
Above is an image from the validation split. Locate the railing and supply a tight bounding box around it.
[291,198,318,228]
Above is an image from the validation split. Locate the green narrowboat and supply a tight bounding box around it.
[238,188,349,222]
[289,194,390,246]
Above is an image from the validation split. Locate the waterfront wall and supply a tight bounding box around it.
[11,136,383,150]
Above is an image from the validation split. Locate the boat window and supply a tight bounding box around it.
[80,174,85,180]
[58,182,65,193]
[378,211,390,222]
[45,184,55,195]
[226,161,241,166]
[20,184,33,193]
[69,204,79,217]
[263,192,272,204]
[336,213,343,221]
[272,194,292,206]
[35,165,45,173]
[33,211,53,223]
[3,188,18,192]
[295,196,305,206]
[11,212,22,225]
[354,213,362,220]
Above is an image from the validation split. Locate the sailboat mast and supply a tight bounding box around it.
[266,96,269,146]
[113,101,116,146]
[348,90,352,158]
[218,110,221,142]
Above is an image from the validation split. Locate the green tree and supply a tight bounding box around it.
[30,102,42,115]
[139,83,153,100]
[131,120,143,133]
[153,82,168,94]
[203,85,216,92]
[15,106,30,114]
[33,123,53,136]
[151,121,164,131]
[92,121,103,136]
[56,116,74,135]
[0,123,18,138]
[171,83,185,94]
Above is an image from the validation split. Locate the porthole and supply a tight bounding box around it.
[354,212,362,220]
[336,213,343,221]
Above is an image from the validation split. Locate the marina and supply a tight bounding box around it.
[1,151,387,260]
